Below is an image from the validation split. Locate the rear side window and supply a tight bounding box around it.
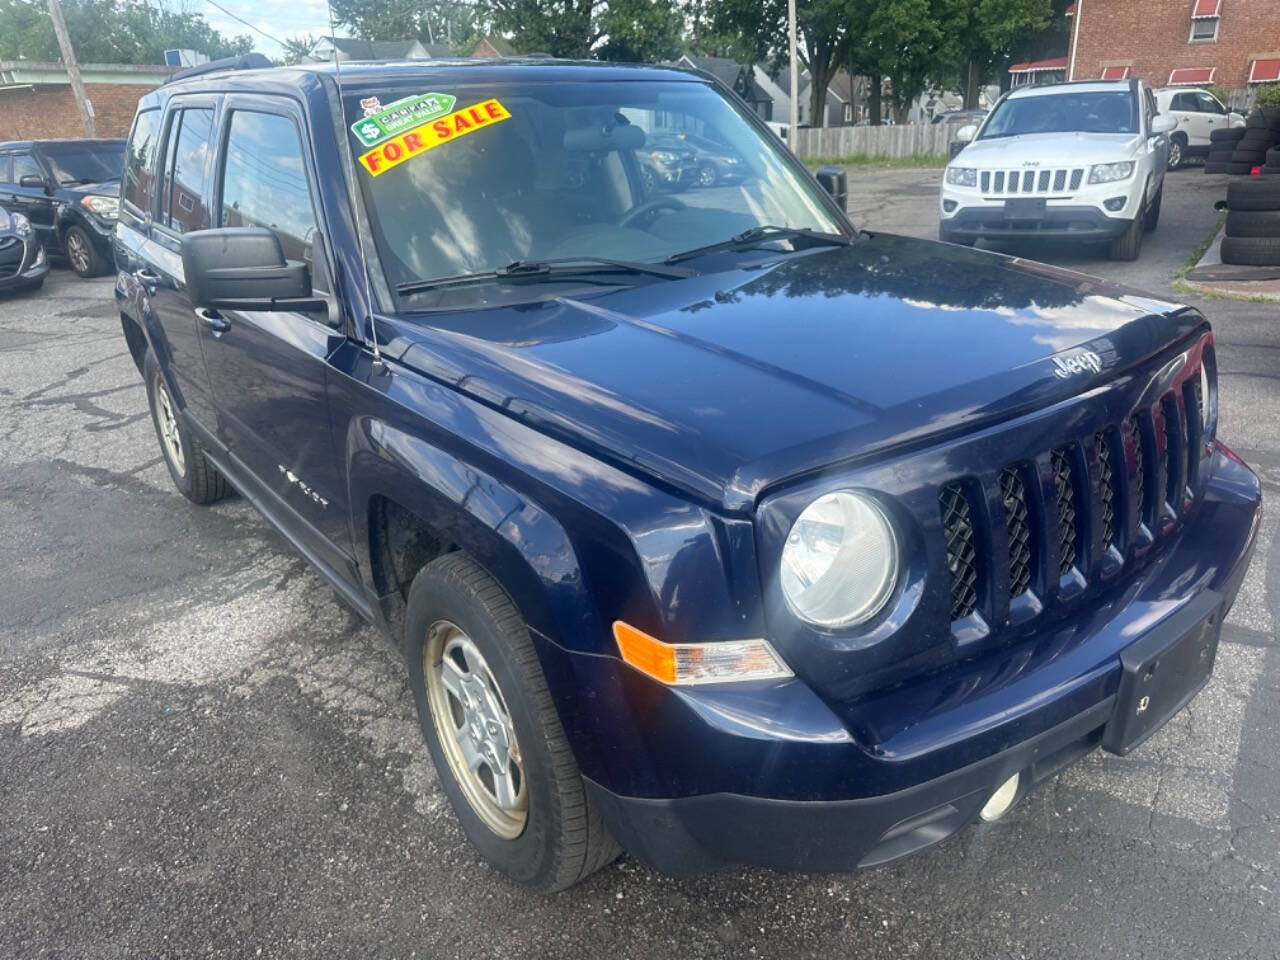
[123,109,162,213]
[218,110,322,286]
[13,153,43,183]
[1171,93,1195,111]
[160,107,214,234]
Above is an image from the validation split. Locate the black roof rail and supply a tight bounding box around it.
[165,52,274,85]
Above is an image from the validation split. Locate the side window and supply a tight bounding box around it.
[13,152,43,184]
[123,109,162,214]
[1198,92,1225,114]
[218,110,325,291]
[0,156,12,184]
[160,107,214,234]
[1171,93,1193,112]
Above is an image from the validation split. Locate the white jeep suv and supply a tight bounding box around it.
[939,80,1175,261]
[1153,87,1244,169]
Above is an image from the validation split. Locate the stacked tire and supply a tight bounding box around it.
[1207,107,1280,175]
[1221,178,1280,266]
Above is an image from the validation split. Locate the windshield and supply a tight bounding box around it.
[979,91,1138,139]
[345,79,844,308]
[41,144,125,185]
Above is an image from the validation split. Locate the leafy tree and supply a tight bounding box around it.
[326,0,484,52]
[847,0,945,123]
[482,0,682,60]
[277,34,319,66]
[937,0,1052,108]
[0,0,252,63]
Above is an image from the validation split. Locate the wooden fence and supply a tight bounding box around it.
[792,123,954,159]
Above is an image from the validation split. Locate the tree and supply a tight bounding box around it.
[277,34,318,66]
[938,0,1052,108]
[482,0,682,61]
[326,0,484,51]
[846,0,946,123]
[0,0,252,63]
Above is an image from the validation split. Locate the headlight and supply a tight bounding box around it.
[780,490,898,629]
[1087,161,1134,184]
[945,166,977,187]
[11,212,32,238]
[651,150,679,165]
[80,195,119,219]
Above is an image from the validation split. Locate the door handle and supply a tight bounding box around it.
[195,307,231,334]
[134,267,162,292]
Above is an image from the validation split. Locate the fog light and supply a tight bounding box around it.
[980,772,1020,821]
[942,199,958,213]
[1104,196,1126,211]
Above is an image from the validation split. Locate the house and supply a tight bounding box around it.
[1009,56,1069,87]
[0,60,178,139]
[1066,0,1280,93]
[304,38,432,63]
[769,67,858,127]
[472,36,516,58]
[672,56,774,120]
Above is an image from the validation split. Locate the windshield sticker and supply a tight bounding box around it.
[350,91,458,148]
[357,98,512,177]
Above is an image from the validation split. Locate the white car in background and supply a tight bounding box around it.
[1154,87,1245,169]
[939,79,1175,261]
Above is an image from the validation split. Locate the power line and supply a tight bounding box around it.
[204,0,291,48]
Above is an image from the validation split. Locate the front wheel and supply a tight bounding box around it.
[697,163,717,187]
[1108,200,1145,261]
[143,352,231,504]
[1144,185,1162,232]
[63,225,103,278]
[405,553,619,891]
[1167,137,1184,171]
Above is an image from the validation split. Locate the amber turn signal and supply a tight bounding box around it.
[612,621,792,686]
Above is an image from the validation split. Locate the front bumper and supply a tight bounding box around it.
[557,446,1260,875]
[0,239,48,290]
[942,204,1132,241]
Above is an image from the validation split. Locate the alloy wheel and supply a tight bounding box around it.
[66,231,89,274]
[424,620,528,838]
[1168,141,1182,170]
[152,376,185,477]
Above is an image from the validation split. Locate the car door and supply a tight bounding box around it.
[7,151,58,250]
[197,95,354,568]
[1196,92,1227,144]
[146,98,222,433]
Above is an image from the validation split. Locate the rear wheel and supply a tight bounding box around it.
[405,553,619,891]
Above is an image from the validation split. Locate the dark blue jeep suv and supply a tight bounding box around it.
[114,57,1261,891]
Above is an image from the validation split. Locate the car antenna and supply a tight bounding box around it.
[325,0,385,375]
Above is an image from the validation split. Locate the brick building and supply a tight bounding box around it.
[1066,0,1280,93]
[0,62,177,140]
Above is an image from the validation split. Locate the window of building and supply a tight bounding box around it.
[159,107,214,234]
[843,103,853,124]
[122,108,161,214]
[218,110,326,293]
[1189,17,1219,41]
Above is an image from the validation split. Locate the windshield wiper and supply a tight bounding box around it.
[664,225,851,265]
[396,257,694,296]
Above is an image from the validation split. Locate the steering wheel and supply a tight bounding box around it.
[618,195,686,230]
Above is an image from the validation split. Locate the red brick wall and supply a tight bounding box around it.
[1069,0,1280,88]
[0,83,154,140]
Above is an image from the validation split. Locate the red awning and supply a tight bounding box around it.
[1009,56,1069,74]
[1100,66,1131,80]
[1191,0,1222,17]
[1250,58,1280,84]
[1168,67,1216,85]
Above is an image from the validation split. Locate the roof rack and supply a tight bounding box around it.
[165,52,273,85]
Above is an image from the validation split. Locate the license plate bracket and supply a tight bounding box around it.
[1102,592,1223,756]
[1003,198,1046,219]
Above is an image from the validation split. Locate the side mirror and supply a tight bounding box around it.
[19,174,49,191]
[181,228,326,314]
[955,124,978,143]
[814,165,847,211]
[1150,115,1176,135]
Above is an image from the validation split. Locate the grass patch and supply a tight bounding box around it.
[1176,210,1227,279]
[803,153,947,170]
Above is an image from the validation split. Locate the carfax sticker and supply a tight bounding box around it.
[350,91,458,148]
[357,98,512,177]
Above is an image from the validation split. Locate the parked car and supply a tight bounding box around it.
[0,203,48,293]
[637,134,699,191]
[933,109,987,126]
[654,132,748,186]
[117,57,1259,892]
[1154,87,1245,169]
[0,138,125,277]
[940,79,1174,260]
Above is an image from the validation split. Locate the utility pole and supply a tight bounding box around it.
[787,0,798,145]
[46,0,97,138]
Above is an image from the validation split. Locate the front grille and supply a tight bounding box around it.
[0,237,21,279]
[980,167,1087,196]
[940,483,979,620]
[937,360,1208,625]
[1050,448,1079,576]
[1096,431,1116,553]
[1000,466,1034,597]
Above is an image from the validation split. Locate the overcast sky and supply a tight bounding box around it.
[200,0,340,52]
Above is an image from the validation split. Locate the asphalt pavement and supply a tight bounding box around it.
[1,167,1278,959]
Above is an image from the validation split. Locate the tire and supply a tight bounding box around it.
[143,351,231,504]
[697,163,717,187]
[1220,235,1280,266]
[939,224,975,246]
[405,553,620,891]
[1210,126,1246,143]
[1227,177,1280,211]
[1231,149,1268,164]
[1207,149,1236,162]
[62,225,104,278]
[640,166,658,193]
[1204,162,1230,174]
[1144,185,1162,232]
[1267,147,1280,166]
[1109,201,1144,261]
[1239,130,1277,148]
[1225,162,1258,175]
[1225,209,1280,237]
[1261,165,1280,176]
[1167,135,1185,170]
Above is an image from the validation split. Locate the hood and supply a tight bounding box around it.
[957,132,1141,168]
[61,180,119,198]
[384,233,1203,512]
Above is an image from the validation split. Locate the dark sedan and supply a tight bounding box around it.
[0,203,49,294]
